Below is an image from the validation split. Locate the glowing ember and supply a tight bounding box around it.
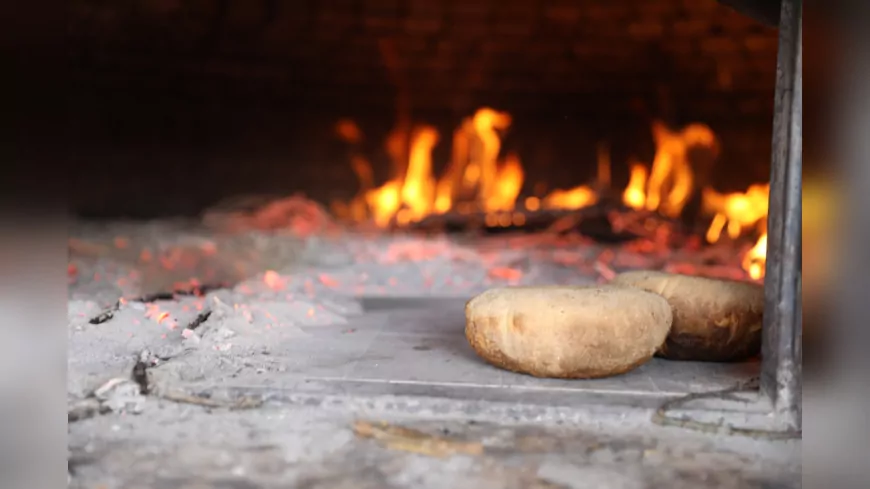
[487,267,523,282]
[263,270,286,290]
[318,274,340,288]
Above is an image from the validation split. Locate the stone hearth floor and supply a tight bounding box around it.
[67,214,800,488]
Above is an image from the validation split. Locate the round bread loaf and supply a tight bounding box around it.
[610,270,763,362]
[464,285,673,379]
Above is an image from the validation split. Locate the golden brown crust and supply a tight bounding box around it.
[464,285,672,379]
[610,271,763,362]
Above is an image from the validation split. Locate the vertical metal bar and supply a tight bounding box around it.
[760,0,802,431]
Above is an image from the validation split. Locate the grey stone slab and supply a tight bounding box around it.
[231,297,760,410]
[357,298,467,337]
[346,332,506,386]
[502,358,759,395]
[265,334,382,379]
[360,297,470,314]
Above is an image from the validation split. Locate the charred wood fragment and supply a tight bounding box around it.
[88,283,227,324]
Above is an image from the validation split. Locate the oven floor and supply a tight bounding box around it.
[67,217,800,488]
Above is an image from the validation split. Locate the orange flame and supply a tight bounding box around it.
[702,183,769,243]
[618,121,717,218]
[540,141,612,211]
[472,108,513,207]
[366,180,402,228]
[398,126,439,224]
[342,108,525,227]
[644,121,717,218]
[622,162,648,211]
[485,152,524,212]
[742,233,767,281]
[703,183,770,279]
[434,108,517,216]
[543,185,598,210]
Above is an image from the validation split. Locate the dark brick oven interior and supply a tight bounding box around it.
[68,0,779,219]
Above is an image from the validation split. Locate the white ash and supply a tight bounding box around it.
[92,377,146,415]
[68,300,102,327]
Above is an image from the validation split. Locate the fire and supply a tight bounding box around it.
[702,183,770,280]
[623,163,648,211]
[543,185,598,210]
[485,152,524,212]
[541,144,608,211]
[398,126,439,224]
[435,108,519,215]
[363,181,399,228]
[338,108,524,227]
[617,122,717,216]
[702,183,770,243]
[610,122,767,279]
[742,233,767,280]
[643,122,718,218]
[336,110,768,280]
[338,124,439,227]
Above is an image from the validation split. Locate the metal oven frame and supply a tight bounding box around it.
[671,0,802,436]
[759,0,802,433]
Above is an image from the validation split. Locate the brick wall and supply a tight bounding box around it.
[67,0,779,217]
